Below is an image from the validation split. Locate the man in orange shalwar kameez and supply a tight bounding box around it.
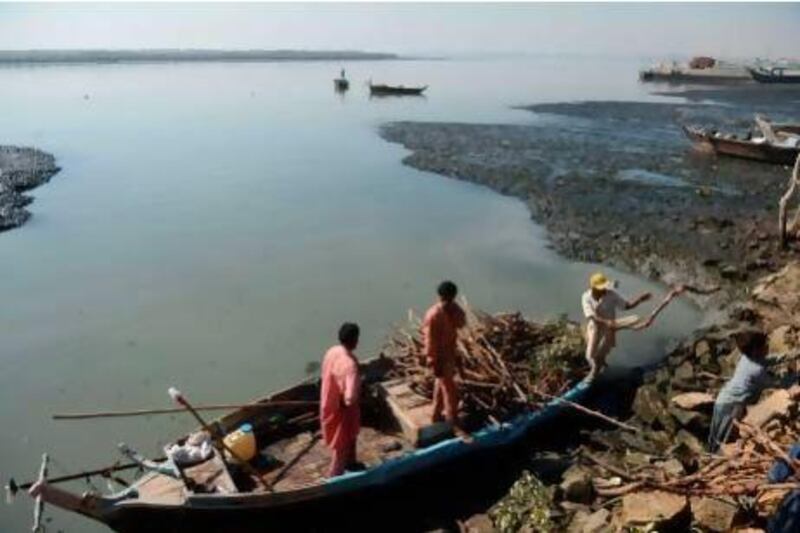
[320,322,361,477]
[423,280,466,426]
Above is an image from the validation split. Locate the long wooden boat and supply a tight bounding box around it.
[30,356,589,532]
[683,124,800,165]
[369,83,427,96]
[748,67,800,84]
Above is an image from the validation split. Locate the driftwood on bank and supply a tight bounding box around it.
[778,154,800,248]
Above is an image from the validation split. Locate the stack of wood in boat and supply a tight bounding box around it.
[384,304,585,426]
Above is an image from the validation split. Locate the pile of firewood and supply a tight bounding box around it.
[384,302,586,424]
[572,385,800,529]
[575,418,800,528]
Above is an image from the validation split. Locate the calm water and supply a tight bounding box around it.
[0,57,699,531]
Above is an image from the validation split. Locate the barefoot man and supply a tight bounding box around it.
[581,273,652,382]
[423,280,467,426]
[320,322,361,477]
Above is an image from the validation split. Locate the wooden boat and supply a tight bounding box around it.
[775,124,800,136]
[333,78,349,91]
[369,83,427,96]
[683,124,800,165]
[749,66,800,84]
[29,356,589,532]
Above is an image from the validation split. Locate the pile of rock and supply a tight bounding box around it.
[470,263,800,533]
[0,146,60,231]
[546,264,800,532]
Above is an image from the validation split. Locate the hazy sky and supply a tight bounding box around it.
[1,3,798,59]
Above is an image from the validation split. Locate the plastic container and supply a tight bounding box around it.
[223,423,257,463]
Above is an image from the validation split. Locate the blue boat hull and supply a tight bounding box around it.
[102,382,590,531]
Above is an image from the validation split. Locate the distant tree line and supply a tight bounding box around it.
[0,49,398,64]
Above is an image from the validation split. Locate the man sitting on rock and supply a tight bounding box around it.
[708,329,773,453]
[581,272,652,383]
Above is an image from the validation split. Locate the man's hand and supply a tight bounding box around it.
[669,284,687,298]
[626,292,652,310]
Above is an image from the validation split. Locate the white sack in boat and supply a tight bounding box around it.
[165,431,213,465]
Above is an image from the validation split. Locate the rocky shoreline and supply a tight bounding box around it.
[379,90,800,531]
[0,146,60,231]
[461,263,800,533]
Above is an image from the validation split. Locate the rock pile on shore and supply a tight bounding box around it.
[0,146,60,231]
[466,263,800,532]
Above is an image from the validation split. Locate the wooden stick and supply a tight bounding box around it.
[168,388,271,489]
[626,284,720,332]
[582,451,636,481]
[52,400,318,420]
[13,459,160,491]
[532,391,640,433]
[270,433,321,487]
[779,155,800,248]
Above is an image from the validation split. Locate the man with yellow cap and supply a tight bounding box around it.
[581,272,652,382]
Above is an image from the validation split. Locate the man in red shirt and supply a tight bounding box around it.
[422,281,466,425]
[320,323,361,477]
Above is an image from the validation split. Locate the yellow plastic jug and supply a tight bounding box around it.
[223,423,257,463]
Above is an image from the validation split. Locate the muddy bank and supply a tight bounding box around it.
[0,146,60,231]
[380,95,799,306]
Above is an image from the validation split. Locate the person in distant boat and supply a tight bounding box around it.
[320,322,362,477]
[707,329,778,453]
[423,280,467,426]
[340,68,346,79]
[581,272,652,383]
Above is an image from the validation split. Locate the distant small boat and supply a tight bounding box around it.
[369,83,427,96]
[333,78,349,91]
[748,66,800,84]
[683,124,800,165]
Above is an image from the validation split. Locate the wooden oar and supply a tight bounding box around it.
[167,387,271,489]
[53,400,318,420]
[7,458,161,499]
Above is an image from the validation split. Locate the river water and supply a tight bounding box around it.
[0,56,700,531]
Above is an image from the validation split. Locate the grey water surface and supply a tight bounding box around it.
[0,57,700,531]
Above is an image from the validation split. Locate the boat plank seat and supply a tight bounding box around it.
[377,379,452,447]
[182,449,238,494]
[134,472,186,505]
[258,428,410,492]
